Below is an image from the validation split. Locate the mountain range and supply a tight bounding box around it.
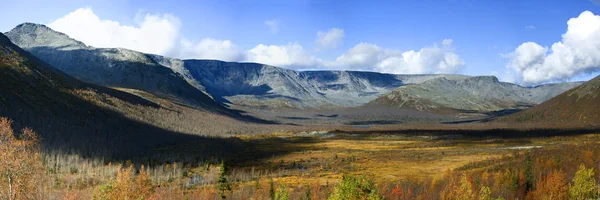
[4,23,584,114]
[5,23,223,111]
[0,29,280,159]
[366,76,583,112]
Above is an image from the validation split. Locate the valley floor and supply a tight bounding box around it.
[4,118,600,199]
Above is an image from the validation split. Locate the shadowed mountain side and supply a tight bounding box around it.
[332,127,600,140]
[0,33,285,164]
[0,32,184,158]
[500,75,600,125]
[234,106,454,126]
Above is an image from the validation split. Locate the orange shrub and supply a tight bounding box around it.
[0,118,45,200]
[527,169,568,200]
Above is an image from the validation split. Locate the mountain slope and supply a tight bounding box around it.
[5,23,222,111]
[0,31,191,158]
[366,76,582,112]
[169,59,469,108]
[5,23,582,111]
[0,32,266,161]
[4,23,469,108]
[500,75,600,125]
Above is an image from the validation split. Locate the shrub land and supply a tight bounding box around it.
[2,116,600,199]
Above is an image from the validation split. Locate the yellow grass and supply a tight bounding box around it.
[231,133,523,186]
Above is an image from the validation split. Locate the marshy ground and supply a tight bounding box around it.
[223,129,598,185]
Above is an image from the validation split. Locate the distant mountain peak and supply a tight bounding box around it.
[6,22,87,50]
[14,22,50,30]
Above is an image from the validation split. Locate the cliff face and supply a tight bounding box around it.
[179,60,469,108]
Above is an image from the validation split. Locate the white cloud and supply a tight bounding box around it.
[332,43,383,68]
[179,38,242,61]
[316,28,344,49]
[48,8,242,61]
[264,20,279,33]
[246,43,320,68]
[49,8,181,56]
[330,40,465,74]
[525,25,536,29]
[509,42,547,73]
[47,8,467,74]
[507,10,600,85]
[442,39,453,46]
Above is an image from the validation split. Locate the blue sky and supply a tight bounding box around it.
[2,0,600,85]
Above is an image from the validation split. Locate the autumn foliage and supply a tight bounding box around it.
[3,114,600,199]
[93,165,153,200]
[0,118,45,200]
[527,169,568,200]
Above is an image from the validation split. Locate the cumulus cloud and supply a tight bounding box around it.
[246,43,320,68]
[179,38,243,61]
[48,8,467,74]
[244,39,465,74]
[330,39,465,74]
[49,8,181,56]
[264,20,279,33]
[48,8,242,61]
[442,39,453,46]
[507,11,600,85]
[316,28,344,49]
